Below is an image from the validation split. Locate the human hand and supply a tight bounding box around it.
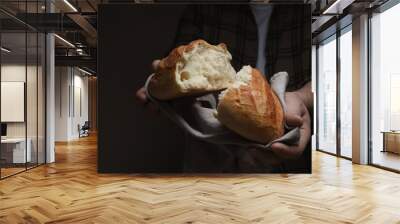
[270,91,311,159]
[135,60,161,112]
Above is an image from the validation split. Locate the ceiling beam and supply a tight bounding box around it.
[322,0,356,15]
[55,55,96,72]
[67,13,97,39]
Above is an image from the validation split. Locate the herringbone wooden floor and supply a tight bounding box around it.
[1,134,400,224]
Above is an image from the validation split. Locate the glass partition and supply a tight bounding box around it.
[27,0,37,170]
[1,31,28,177]
[0,1,46,179]
[27,30,38,169]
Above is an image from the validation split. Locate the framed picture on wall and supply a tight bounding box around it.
[98,3,312,173]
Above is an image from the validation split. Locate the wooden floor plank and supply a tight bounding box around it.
[0,134,400,223]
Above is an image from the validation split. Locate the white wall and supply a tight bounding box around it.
[72,73,89,138]
[1,65,26,139]
[1,65,27,140]
[1,63,46,164]
[1,65,42,137]
[55,66,70,141]
[55,67,89,141]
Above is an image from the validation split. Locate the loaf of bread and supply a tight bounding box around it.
[215,66,285,144]
[148,40,236,100]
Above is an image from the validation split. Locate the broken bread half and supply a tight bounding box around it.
[215,66,285,144]
[148,40,236,100]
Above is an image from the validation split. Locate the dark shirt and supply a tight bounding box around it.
[173,4,311,91]
[170,4,312,173]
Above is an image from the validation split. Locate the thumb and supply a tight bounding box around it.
[152,60,161,71]
[285,114,303,127]
[135,87,148,104]
[270,142,302,159]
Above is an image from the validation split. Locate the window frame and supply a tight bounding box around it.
[315,23,353,161]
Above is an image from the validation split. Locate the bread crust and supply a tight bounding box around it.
[148,40,230,100]
[216,68,285,144]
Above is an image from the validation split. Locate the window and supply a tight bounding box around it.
[370,2,400,171]
[339,27,352,158]
[317,35,337,154]
[316,25,353,159]
[390,75,400,130]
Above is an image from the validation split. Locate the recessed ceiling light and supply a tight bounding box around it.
[78,67,93,76]
[54,34,75,48]
[1,47,11,53]
[322,0,355,15]
[63,0,78,12]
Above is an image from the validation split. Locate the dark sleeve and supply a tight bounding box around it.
[288,5,312,91]
[266,6,311,91]
[171,5,204,50]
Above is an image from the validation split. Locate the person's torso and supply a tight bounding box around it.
[174,4,311,91]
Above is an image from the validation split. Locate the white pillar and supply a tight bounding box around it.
[352,14,369,164]
[55,67,74,141]
[312,45,317,151]
[46,33,55,163]
[46,1,55,163]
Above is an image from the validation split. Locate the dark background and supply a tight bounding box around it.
[98,4,187,172]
